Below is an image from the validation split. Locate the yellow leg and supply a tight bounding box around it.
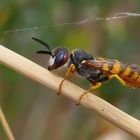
[58,64,76,95]
[76,82,102,105]
[109,74,126,86]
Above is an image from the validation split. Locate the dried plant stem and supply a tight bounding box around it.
[0,106,15,140]
[0,45,140,139]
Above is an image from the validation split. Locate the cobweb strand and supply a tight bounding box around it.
[0,12,140,34]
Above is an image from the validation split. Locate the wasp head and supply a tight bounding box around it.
[32,37,69,71]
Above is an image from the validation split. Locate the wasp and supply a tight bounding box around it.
[32,37,140,105]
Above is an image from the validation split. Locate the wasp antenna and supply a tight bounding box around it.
[32,37,53,56]
[36,50,52,55]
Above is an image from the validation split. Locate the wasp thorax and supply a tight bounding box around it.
[48,48,69,71]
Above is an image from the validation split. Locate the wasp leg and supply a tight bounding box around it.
[76,82,102,105]
[58,64,76,95]
[109,74,126,86]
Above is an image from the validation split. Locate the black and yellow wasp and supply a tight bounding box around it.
[32,37,140,104]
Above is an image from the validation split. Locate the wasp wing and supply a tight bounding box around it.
[81,57,120,74]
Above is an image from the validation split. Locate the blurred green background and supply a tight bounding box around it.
[0,0,140,140]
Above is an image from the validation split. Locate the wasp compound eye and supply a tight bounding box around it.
[48,48,69,71]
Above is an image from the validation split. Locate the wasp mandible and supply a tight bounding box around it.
[32,37,140,105]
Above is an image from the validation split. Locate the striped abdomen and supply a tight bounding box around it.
[82,58,140,88]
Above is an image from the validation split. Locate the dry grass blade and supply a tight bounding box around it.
[0,45,140,139]
[0,106,15,140]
